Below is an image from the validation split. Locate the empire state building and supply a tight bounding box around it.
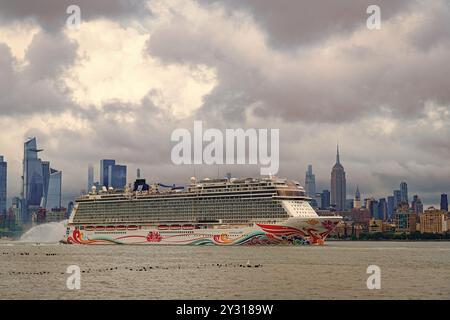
[331,145,346,211]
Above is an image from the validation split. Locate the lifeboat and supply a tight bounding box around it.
[116,225,126,231]
[85,226,94,231]
[182,224,194,230]
[127,225,138,230]
[95,226,105,231]
[106,226,115,231]
[158,225,169,230]
[170,224,181,230]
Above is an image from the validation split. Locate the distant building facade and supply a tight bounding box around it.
[411,195,423,215]
[441,194,448,212]
[400,181,409,205]
[331,145,346,211]
[304,165,316,198]
[353,186,361,209]
[100,159,127,189]
[420,208,447,234]
[0,156,6,215]
[321,190,330,209]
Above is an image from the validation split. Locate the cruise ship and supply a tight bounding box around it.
[63,177,341,245]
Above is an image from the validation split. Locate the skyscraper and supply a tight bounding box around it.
[441,194,448,212]
[0,156,6,215]
[393,190,402,208]
[321,190,330,209]
[304,165,316,198]
[22,137,44,208]
[87,164,94,192]
[331,145,346,211]
[378,198,388,220]
[411,195,423,215]
[21,137,63,223]
[45,169,62,210]
[100,159,115,188]
[400,181,408,204]
[387,196,395,219]
[354,186,361,209]
[108,164,127,189]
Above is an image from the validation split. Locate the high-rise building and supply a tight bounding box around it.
[108,164,127,189]
[45,169,62,210]
[21,137,63,223]
[411,195,423,215]
[87,164,94,192]
[22,137,44,208]
[331,145,346,211]
[378,198,388,221]
[393,190,402,208]
[0,156,6,215]
[354,186,361,209]
[314,193,322,209]
[304,165,316,198]
[441,194,448,212]
[400,181,408,205]
[100,159,116,188]
[387,196,395,219]
[321,190,330,209]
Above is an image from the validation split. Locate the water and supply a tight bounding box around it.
[19,221,67,243]
[0,241,449,299]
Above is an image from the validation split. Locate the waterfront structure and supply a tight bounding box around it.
[353,186,361,209]
[330,145,346,211]
[441,194,448,212]
[87,164,94,192]
[400,181,409,205]
[420,208,447,234]
[0,156,6,215]
[45,207,66,223]
[369,219,384,233]
[304,165,316,198]
[64,177,342,245]
[321,190,330,209]
[411,195,423,215]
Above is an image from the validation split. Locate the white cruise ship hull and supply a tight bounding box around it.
[63,216,341,246]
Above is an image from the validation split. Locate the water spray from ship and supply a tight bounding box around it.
[19,220,67,243]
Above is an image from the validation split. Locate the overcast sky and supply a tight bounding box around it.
[0,0,449,207]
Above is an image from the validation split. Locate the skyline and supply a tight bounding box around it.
[0,0,449,207]
[0,136,448,209]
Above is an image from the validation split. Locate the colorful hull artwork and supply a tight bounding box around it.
[64,217,341,246]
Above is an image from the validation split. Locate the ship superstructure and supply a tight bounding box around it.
[64,177,341,245]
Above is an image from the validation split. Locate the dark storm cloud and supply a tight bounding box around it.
[202,0,416,48]
[146,0,450,125]
[0,0,149,32]
[0,31,77,115]
[0,0,448,206]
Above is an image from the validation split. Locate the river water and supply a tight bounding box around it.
[0,241,449,299]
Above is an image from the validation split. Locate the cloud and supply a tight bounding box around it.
[0,0,149,32]
[0,0,448,207]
